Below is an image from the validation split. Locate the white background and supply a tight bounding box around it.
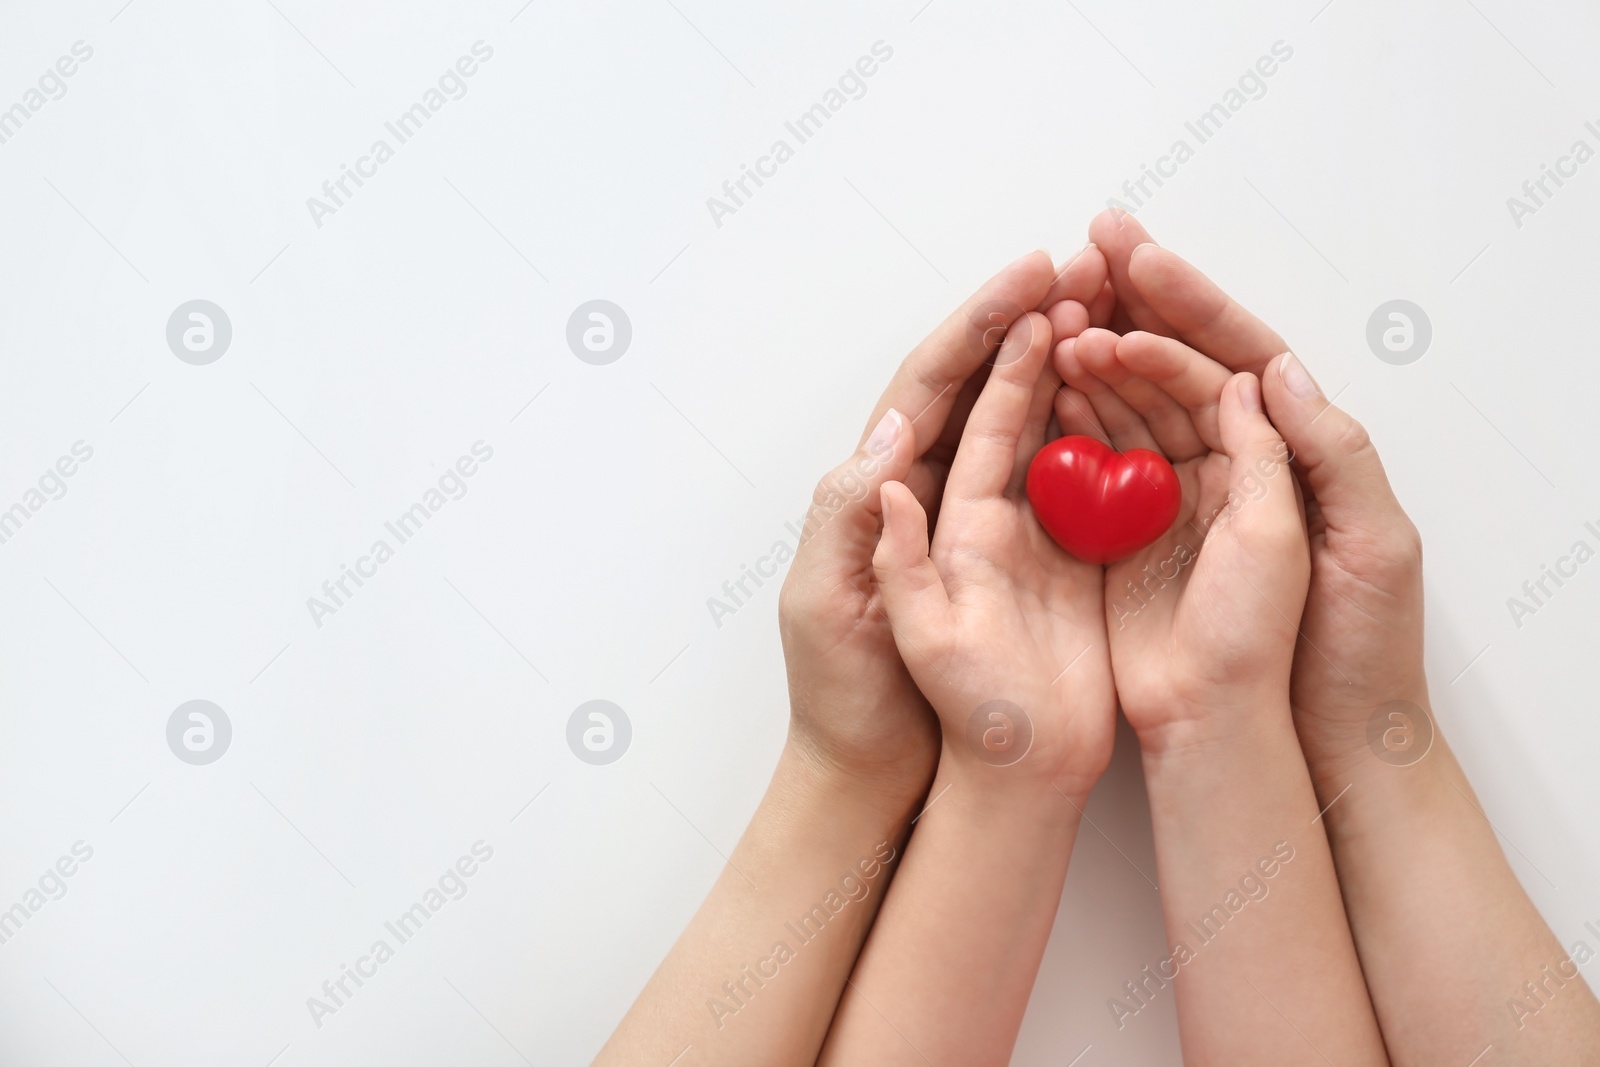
[1,0,1598,1063]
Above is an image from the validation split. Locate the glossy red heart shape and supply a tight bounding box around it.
[1025,435,1181,564]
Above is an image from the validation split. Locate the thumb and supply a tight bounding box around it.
[1261,352,1408,524]
[797,408,916,565]
[872,481,953,656]
[1215,372,1302,545]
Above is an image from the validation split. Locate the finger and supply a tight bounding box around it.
[873,481,955,654]
[946,312,1052,500]
[1088,280,1117,329]
[865,250,1055,449]
[906,366,986,512]
[1013,361,1065,495]
[1077,332,1207,461]
[1115,331,1234,452]
[1053,385,1109,443]
[798,407,918,564]
[1185,451,1233,544]
[1037,243,1110,311]
[1056,331,1159,454]
[1261,352,1410,528]
[1126,243,1289,378]
[1044,296,1091,344]
[1215,373,1303,551]
[1088,208,1174,336]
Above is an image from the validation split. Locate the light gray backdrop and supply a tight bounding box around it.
[1,0,1596,1063]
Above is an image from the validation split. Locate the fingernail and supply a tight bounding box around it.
[1279,352,1320,398]
[867,408,903,455]
[995,321,1029,366]
[1238,374,1262,413]
[1131,241,1158,263]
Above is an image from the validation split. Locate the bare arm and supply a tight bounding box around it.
[594,252,1059,1067]
[1091,208,1600,1062]
[1056,332,1387,1061]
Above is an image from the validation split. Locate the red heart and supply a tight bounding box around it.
[1025,436,1181,565]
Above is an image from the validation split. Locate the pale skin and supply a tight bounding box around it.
[820,233,1386,1061]
[1056,330,1387,1063]
[1077,206,1600,1064]
[819,252,1118,1066]
[594,249,1071,1067]
[598,212,1597,1065]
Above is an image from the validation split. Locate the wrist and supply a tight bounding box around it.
[1293,687,1435,791]
[934,732,1102,809]
[1130,685,1296,759]
[929,746,1090,828]
[1302,700,1455,806]
[779,732,936,818]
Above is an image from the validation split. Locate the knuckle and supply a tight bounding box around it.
[1331,414,1375,461]
[1382,518,1424,571]
[812,452,883,513]
[777,569,821,628]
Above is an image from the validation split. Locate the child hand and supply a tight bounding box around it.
[870,310,1117,799]
[1073,210,1426,770]
[1055,329,1309,751]
[1072,308,1425,772]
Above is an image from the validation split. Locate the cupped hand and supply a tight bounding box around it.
[870,309,1117,800]
[1068,210,1427,772]
[779,247,1110,794]
[1055,327,1309,750]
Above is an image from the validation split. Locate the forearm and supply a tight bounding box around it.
[1139,709,1387,1063]
[595,739,927,1067]
[818,753,1082,1066]
[1308,714,1600,1065]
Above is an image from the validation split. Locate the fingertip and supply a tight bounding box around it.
[1217,372,1252,451]
[1088,279,1117,328]
[865,406,906,457]
[1088,209,1120,245]
[1011,248,1055,288]
[1075,328,1120,375]
[1054,335,1084,382]
[1112,330,1164,374]
[997,311,1051,369]
[879,479,908,522]
[1045,299,1089,343]
[1237,371,1262,415]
